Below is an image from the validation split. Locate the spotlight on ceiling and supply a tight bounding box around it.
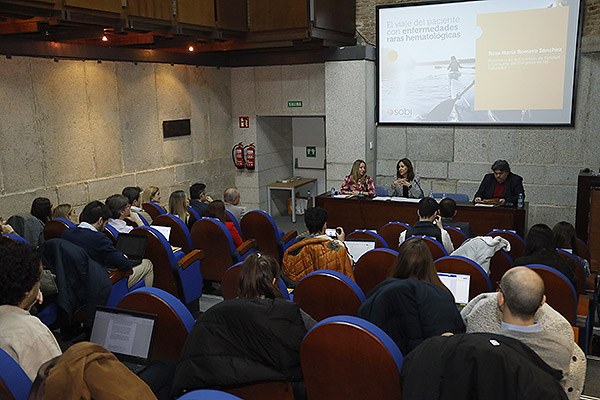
[101,35,108,42]
[188,45,194,52]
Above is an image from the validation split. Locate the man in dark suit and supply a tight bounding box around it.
[189,183,208,218]
[440,198,475,238]
[61,200,153,288]
[474,160,524,206]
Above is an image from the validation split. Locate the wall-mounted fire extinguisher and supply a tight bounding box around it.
[232,142,245,169]
[245,143,256,170]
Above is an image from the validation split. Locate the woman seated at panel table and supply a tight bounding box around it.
[388,158,423,198]
[340,159,376,197]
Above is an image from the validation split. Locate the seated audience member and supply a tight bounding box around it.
[439,197,475,238]
[31,197,54,227]
[7,197,53,247]
[553,221,590,278]
[142,186,162,205]
[172,253,315,398]
[513,224,575,287]
[0,216,16,235]
[398,197,454,254]
[62,201,153,288]
[388,158,423,198]
[461,267,583,398]
[189,183,208,218]
[52,203,78,224]
[205,200,243,247]
[474,159,524,205]
[0,243,62,380]
[106,194,135,234]
[169,190,197,231]
[282,206,353,283]
[122,186,152,225]
[357,239,465,355]
[340,159,376,197]
[223,187,246,223]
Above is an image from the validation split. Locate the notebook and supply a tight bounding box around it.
[150,225,171,241]
[437,272,471,306]
[90,306,157,374]
[345,239,376,262]
[115,233,148,266]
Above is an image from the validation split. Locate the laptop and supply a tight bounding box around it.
[345,239,377,263]
[115,233,148,266]
[90,306,157,374]
[437,272,471,308]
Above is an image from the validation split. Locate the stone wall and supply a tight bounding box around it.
[0,57,234,217]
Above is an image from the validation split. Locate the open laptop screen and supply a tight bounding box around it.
[437,272,471,306]
[90,306,157,363]
[345,239,376,262]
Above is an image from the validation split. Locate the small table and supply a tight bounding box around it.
[267,178,317,223]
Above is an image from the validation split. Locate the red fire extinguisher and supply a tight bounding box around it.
[232,142,245,169]
[245,143,256,170]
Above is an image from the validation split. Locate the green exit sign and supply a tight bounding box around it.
[306,146,316,158]
[288,100,303,107]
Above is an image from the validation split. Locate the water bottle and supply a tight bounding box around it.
[331,186,336,197]
[442,192,447,199]
[517,193,524,209]
[429,189,434,198]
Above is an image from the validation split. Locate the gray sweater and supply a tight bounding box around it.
[388,175,424,198]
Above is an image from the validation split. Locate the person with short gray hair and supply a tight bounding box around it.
[224,187,246,223]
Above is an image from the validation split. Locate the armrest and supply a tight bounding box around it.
[236,239,257,256]
[176,249,205,271]
[109,269,132,284]
[280,230,297,245]
[576,294,589,318]
[572,326,579,344]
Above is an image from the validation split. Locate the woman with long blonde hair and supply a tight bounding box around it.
[339,159,375,196]
[169,190,196,230]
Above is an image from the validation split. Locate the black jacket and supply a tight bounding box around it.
[61,227,133,271]
[39,239,112,327]
[356,278,465,355]
[474,172,524,205]
[401,333,567,400]
[405,221,443,244]
[172,298,309,397]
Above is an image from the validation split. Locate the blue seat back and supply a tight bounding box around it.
[187,206,201,220]
[0,347,32,400]
[104,223,119,242]
[374,186,388,197]
[174,252,203,305]
[435,255,492,299]
[225,210,241,235]
[347,230,389,249]
[155,214,193,253]
[2,233,31,246]
[405,235,448,258]
[301,315,403,398]
[126,287,195,332]
[54,217,76,228]
[525,264,578,323]
[178,389,243,400]
[433,193,469,202]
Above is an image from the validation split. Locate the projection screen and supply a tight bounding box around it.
[377,0,582,125]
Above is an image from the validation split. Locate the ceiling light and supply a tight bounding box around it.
[102,35,108,42]
[188,45,194,52]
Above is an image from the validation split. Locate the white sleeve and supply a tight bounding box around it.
[441,229,454,254]
[398,230,407,248]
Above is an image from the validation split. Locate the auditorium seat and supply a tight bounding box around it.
[0,347,31,400]
[434,256,492,300]
[401,235,447,260]
[378,222,410,250]
[43,218,76,240]
[240,210,297,262]
[489,249,512,291]
[152,213,194,253]
[118,287,193,363]
[293,270,365,321]
[557,249,589,295]
[354,248,398,296]
[576,238,591,265]
[487,229,525,260]
[1,233,31,246]
[524,264,578,324]
[142,202,166,220]
[178,389,243,399]
[346,230,388,248]
[225,210,242,235]
[301,315,403,400]
[432,193,469,202]
[190,217,257,282]
[103,223,119,244]
[443,225,468,247]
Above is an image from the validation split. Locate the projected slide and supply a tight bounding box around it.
[377,0,581,125]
